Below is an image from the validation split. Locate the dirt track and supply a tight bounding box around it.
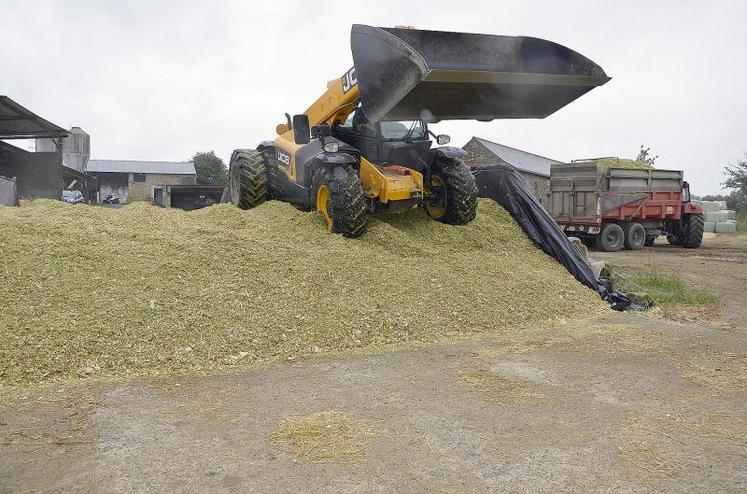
[2,235,746,493]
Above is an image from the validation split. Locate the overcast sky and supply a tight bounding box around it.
[2,0,745,194]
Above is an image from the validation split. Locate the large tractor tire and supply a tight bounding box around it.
[229,149,268,209]
[311,166,368,237]
[682,213,704,248]
[623,222,646,250]
[596,223,625,252]
[425,159,478,225]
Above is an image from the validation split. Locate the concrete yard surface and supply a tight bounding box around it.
[2,311,745,493]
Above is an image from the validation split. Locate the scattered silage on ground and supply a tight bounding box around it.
[0,199,603,394]
[268,410,375,463]
[457,369,542,405]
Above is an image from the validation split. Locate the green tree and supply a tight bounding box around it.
[636,145,658,165]
[192,151,228,185]
[722,153,747,214]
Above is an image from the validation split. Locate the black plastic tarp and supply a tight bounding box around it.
[472,164,644,311]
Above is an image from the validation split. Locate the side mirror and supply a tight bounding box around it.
[436,134,450,145]
[292,114,310,144]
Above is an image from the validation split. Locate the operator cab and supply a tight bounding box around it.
[334,107,433,171]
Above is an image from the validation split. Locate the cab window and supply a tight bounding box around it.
[380,120,425,141]
[337,109,376,137]
[338,111,355,130]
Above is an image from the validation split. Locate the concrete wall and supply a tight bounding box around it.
[463,139,551,206]
[0,150,62,200]
[92,172,197,204]
[127,173,195,203]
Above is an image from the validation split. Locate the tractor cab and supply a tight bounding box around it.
[334,108,435,171]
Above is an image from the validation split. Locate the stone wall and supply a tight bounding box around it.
[127,173,196,203]
[463,139,551,207]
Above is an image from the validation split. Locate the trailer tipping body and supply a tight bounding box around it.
[548,161,703,251]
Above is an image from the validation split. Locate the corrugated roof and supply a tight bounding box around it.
[88,159,196,175]
[469,137,561,177]
[0,96,69,139]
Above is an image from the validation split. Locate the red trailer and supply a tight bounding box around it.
[548,161,704,251]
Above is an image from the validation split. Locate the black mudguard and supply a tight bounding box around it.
[261,139,359,210]
[428,146,467,164]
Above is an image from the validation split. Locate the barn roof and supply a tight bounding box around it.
[467,137,561,177]
[0,96,68,139]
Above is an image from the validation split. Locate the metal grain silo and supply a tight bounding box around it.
[35,126,90,172]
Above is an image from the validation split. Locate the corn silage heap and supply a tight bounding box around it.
[0,200,603,390]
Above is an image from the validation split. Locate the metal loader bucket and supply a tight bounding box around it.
[351,24,610,122]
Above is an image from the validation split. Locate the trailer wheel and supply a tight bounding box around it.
[683,213,704,249]
[596,223,625,252]
[623,222,646,250]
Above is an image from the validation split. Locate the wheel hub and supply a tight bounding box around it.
[425,175,447,219]
[316,185,332,230]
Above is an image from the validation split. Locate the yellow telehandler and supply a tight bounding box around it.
[229,24,609,236]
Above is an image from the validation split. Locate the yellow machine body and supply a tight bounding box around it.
[271,74,423,206]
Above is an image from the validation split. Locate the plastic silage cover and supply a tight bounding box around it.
[472,164,646,311]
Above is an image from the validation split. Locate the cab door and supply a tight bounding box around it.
[334,108,380,163]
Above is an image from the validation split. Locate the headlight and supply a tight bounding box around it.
[323,142,339,153]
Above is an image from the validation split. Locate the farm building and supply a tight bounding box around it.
[0,96,94,204]
[88,159,196,204]
[463,137,561,206]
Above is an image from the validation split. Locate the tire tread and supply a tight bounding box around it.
[230,149,268,209]
[432,159,478,225]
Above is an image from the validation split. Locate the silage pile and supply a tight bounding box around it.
[596,158,653,170]
[0,199,603,392]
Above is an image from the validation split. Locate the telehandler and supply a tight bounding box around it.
[229,24,609,237]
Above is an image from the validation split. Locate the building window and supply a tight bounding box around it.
[133,173,146,182]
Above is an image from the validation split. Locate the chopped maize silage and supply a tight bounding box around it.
[268,411,374,463]
[595,158,652,170]
[0,199,603,393]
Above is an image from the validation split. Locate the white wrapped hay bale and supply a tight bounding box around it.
[715,221,737,234]
[727,210,736,220]
[716,200,728,210]
[698,201,722,213]
[704,211,720,222]
[704,221,716,232]
[714,210,731,222]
